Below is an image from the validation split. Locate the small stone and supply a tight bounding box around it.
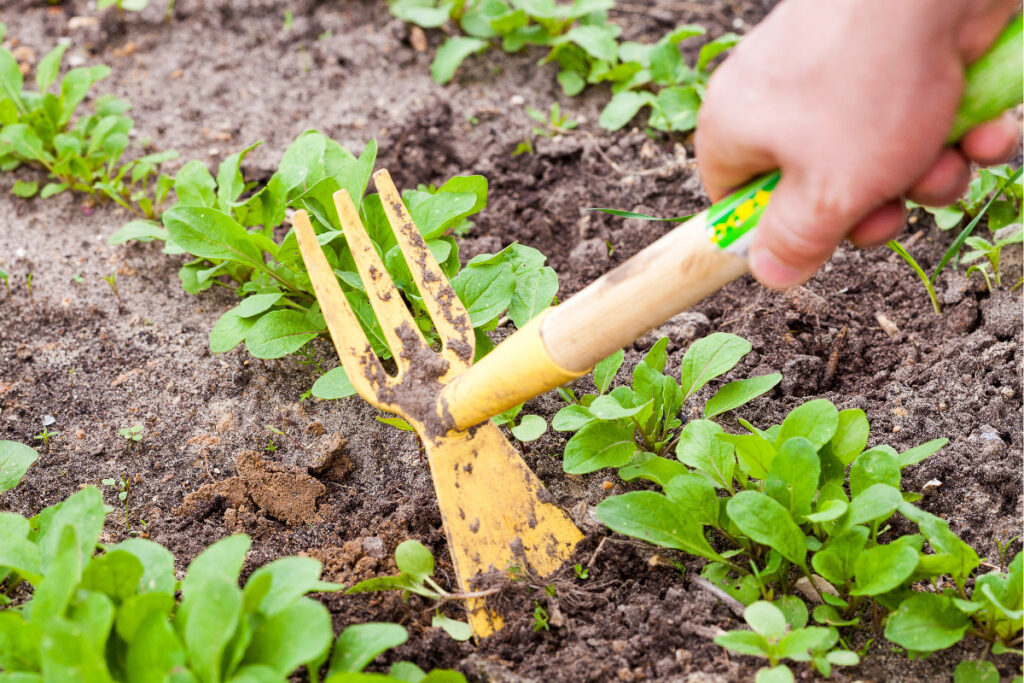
[510,95,525,106]
[409,25,427,52]
[922,479,942,492]
[362,536,386,559]
[306,421,326,436]
[874,312,900,339]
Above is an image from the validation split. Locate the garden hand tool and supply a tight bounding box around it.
[438,13,1024,431]
[294,172,583,638]
[295,14,1021,639]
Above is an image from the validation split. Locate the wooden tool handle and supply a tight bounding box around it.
[541,211,747,372]
[542,13,1023,373]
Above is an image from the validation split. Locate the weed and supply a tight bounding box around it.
[526,102,577,137]
[104,269,121,300]
[32,427,58,445]
[513,138,534,156]
[110,131,559,403]
[573,563,589,580]
[71,273,84,284]
[0,27,179,216]
[492,402,547,441]
[118,423,144,443]
[24,271,32,298]
[890,166,1022,313]
[101,473,133,530]
[264,437,278,452]
[284,9,294,30]
[566,332,1022,677]
[532,601,550,632]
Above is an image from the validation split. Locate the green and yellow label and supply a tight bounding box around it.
[706,171,779,253]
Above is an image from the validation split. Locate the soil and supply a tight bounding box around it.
[0,1,1021,681]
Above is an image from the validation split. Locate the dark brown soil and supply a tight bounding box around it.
[0,1,1021,681]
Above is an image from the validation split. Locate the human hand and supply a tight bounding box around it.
[695,0,1021,289]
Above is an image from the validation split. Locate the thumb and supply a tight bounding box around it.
[747,173,854,290]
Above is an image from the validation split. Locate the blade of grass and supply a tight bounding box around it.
[887,239,941,315]
[586,208,695,223]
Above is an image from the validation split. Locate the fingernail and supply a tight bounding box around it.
[749,247,806,290]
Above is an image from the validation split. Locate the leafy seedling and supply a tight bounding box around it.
[961,227,1023,289]
[532,601,550,633]
[715,601,858,681]
[119,423,144,443]
[573,563,589,580]
[33,426,58,445]
[347,540,486,640]
[104,268,121,301]
[0,439,39,491]
[526,102,578,137]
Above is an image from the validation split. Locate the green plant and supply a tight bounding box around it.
[32,427,58,445]
[109,131,558,401]
[97,0,176,22]
[492,402,547,441]
[0,26,179,216]
[0,440,39,492]
[118,423,144,443]
[0,485,466,681]
[388,0,738,133]
[0,267,7,290]
[714,601,858,682]
[347,540,485,642]
[564,333,1021,676]
[890,166,1022,313]
[962,228,1023,289]
[526,102,577,136]
[907,163,1023,232]
[553,333,780,476]
[101,472,134,531]
[532,600,550,632]
[573,563,589,580]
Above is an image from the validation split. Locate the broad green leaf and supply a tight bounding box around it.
[28,525,81,624]
[174,160,218,207]
[804,499,847,523]
[676,420,734,489]
[209,310,257,354]
[163,206,264,266]
[598,91,654,131]
[125,613,187,682]
[431,613,472,641]
[897,502,979,583]
[593,349,624,394]
[551,404,595,432]
[115,592,176,642]
[451,262,515,326]
[697,32,740,72]
[0,440,38,492]
[108,538,176,594]
[403,190,477,239]
[897,438,948,468]
[0,610,41,672]
[765,437,819,519]
[648,85,700,132]
[431,37,488,84]
[244,556,341,617]
[80,550,144,602]
[664,472,719,527]
[727,491,807,568]
[389,0,454,27]
[679,332,751,399]
[846,483,901,526]
[177,574,242,683]
[216,142,261,212]
[642,336,670,373]
[563,419,638,474]
[38,617,112,682]
[510,414,546,441]
[713,630,771,657]
[564,25,617,61]
[754,666,794,683]
[744,601,788,640]
[775,626,836,660]
[395,540,434,581]
[812,526,869,588]
[108,219,167,244]
[704,374,780,418]
[775,399,838,450]
[328,622,408,675]
[312,366,357,400]
[849,543,919,596]
[0,46,25,113]
[182,534,250,596]
[68,591,116,653]
[717,431,775,480]
[595,491,722,561]
[849,447,900,497]
[773,595,808,629]
[244,309,322,359]
[830,409,869,466]
[884,593,970,651]
[12,181,37,198]
[0,124,49,163]
[587,395,649,420]
[508,266,557,329]
[617,453,687,488]
[242,597,332,675]
[0,513,42,582]
[38,486,105,572]
[954,660,999,683]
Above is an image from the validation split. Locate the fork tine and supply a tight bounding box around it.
[375,170,475,372]
[293,209,394,409]
[332,188,426,374]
